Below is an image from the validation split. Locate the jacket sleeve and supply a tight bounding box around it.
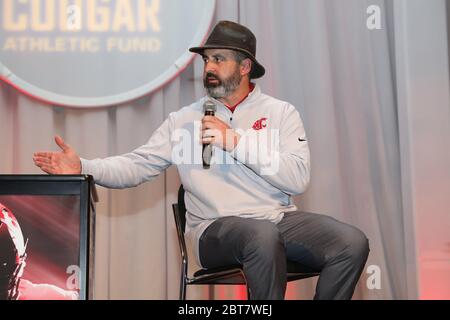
[80,117,173,189]
[230,104,310,195]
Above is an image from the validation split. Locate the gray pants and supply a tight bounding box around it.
[198,211,370,300]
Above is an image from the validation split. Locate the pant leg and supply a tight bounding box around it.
[276,211,370,300]
[199,216,287,300]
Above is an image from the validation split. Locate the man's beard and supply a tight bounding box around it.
[203,68,242,99]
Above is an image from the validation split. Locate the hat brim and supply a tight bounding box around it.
[189,45,265,79]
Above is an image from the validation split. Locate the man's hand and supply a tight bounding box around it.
[201,116,241,152]
[33,136,81,174]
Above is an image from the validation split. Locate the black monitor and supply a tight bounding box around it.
[0,175,96,300]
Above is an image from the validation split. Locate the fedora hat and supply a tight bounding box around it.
[189,20,265,79]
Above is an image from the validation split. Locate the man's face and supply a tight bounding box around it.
[202,49,243,99]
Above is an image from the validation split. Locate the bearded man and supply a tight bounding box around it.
[34,21,369,300]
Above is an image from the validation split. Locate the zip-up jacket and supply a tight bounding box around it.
[81,84,310,266]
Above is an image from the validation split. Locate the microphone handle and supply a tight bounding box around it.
[202,111,215,168]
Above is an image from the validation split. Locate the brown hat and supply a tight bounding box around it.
[189,20,265,79]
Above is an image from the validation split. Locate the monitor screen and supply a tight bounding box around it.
[0,175,95,300]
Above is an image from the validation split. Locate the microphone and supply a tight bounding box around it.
[202,100,216,169]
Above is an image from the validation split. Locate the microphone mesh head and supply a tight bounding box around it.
[203,100,216,113]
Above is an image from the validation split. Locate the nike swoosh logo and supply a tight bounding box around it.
[298,138,306,142]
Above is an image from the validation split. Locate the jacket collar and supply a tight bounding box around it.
[202,84,261,114]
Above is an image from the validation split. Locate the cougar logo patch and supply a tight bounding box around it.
[252,118,267,130]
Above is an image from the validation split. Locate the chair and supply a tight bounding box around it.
[172,185,320,300]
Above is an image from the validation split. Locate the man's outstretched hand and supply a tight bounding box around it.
[33,136,81,174]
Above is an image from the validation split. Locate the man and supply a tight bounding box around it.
[33,21,369,300]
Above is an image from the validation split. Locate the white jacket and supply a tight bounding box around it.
[81,84,310,266]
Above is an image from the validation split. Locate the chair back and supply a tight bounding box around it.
[177,185,187,233]
[172,185,189,269]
